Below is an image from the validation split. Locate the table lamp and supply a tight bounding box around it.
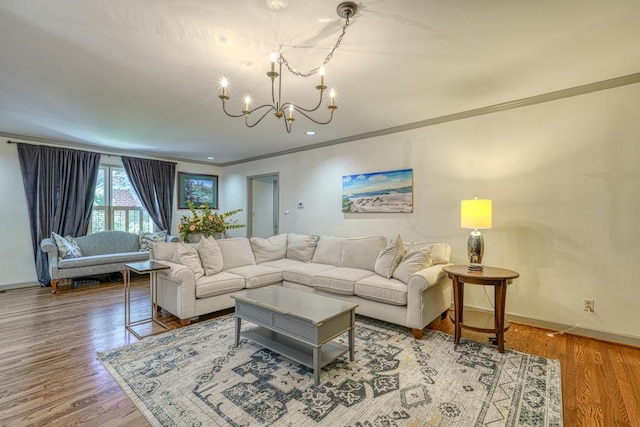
[461,198,492,271]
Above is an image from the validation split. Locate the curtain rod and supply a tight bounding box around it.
[6,140,177,164]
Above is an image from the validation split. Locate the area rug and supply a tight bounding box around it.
[97,315,563,426]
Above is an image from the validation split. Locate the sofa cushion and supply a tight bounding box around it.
[176,243,205,281]
[195,272,245,298]
[355,275,408,305]
[282,263,336,286]
[341,236,387,271]
[151,241,177,262]
[216,238,256,269]
[286,233,319,262]
[392,247,432,284]
[261,258,306,270]
[312,236,344,266]
[52,232,82,259]
[250,234,287,264]
[374,235,406,279]
[139,230,167,251]
[57,251,148,268]
[312,267,375,295]
[197,237,224,276]
[225,265,283,289]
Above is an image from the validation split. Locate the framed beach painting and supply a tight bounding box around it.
[342,168,413,213]
[178,172,218,209]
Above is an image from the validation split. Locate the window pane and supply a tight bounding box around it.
[94,168,105,206]
[90,208,106,233]
[128,209,141,234]
[112,209,127,231]
[111,168,142,207]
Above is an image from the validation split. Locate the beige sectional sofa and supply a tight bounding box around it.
[151,233,452,339]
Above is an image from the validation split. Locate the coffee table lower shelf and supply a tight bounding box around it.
[241,326,349,371]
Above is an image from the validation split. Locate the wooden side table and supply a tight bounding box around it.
[443,265,519,353]
[124,260,172,339]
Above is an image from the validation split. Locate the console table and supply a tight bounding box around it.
[443,265,519,353]
[124,260,171,339]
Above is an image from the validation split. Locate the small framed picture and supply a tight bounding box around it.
[177,172,219,209]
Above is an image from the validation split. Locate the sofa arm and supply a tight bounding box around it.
[40,238,58,256]
[156,260,195,284]
[407,263,450,293]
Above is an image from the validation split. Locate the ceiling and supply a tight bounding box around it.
[1,1,639,165]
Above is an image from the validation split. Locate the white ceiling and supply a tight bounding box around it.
[1,0,639,165]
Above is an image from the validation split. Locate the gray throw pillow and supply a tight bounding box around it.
[250,234,287,264]
[197,236,224,276]
[286,233,319,262]
[392,247,432,284]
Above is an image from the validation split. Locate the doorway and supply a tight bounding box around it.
[247,173,279,238]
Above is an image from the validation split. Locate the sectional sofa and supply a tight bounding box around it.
[151,233,452,339]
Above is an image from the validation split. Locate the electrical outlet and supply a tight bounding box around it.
[583,298,594,312]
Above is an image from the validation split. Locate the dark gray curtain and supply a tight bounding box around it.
[121,156,176,231]
[17,143,101,286]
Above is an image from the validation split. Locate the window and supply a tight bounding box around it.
[90,166,155,234]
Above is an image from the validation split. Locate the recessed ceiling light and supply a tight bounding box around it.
[207,156,215,160]
[305,131,316,136]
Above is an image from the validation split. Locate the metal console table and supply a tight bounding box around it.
[124,260,172,339]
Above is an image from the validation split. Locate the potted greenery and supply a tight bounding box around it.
[178,201,244,242]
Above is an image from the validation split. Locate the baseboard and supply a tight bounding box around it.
[506,314,640,349]
[0,281,40,291]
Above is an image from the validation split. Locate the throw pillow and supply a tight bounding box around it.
[374,235,406,279]
[176,243,205,281]
[197,236,224,276]
[139,230,167,252]
[286,233,320,262]
[52,232,83,259]
[250,234,287,264]
[392,247,432,284]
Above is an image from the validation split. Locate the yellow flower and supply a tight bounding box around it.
[189,218,195,223]
[189,225,196,231]
[178,223,183,230]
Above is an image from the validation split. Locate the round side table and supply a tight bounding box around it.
[443,265,519,353]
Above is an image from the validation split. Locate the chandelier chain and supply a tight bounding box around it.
[280,13,352,78]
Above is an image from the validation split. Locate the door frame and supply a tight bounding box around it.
[246,172,279,237]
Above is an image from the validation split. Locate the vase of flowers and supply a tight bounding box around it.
[178,201,244,242]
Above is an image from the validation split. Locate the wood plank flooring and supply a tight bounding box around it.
[1,281,639,427]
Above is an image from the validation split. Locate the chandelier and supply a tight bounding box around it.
[218,1,358,133]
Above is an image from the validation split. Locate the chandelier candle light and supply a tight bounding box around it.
[218,2,358,133]
[460,198,493,271]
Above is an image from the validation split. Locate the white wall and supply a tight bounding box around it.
[0,138,222,288]
[223,83,640,340]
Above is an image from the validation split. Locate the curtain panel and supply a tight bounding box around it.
[121,156,176,232]
[17,143,100,286]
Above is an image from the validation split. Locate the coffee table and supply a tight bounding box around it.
[232,286,358,385]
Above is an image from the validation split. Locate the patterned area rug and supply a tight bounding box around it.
[98,315,563,426]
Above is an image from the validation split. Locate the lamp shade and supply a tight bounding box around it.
[461,199,492,229]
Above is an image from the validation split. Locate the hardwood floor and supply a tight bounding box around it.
[1,281,639,427]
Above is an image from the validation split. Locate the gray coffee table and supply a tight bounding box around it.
[232,286,358,385]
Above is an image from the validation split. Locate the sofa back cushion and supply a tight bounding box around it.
[150,241,178,261]
[286,233,319,262]
[197,237,224,276]
[73,230,140,256]
[312,236,344,266]
[216,238,256,270]
[341,236,387,271]
[250,234,287,264]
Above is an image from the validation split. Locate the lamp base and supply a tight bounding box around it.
[467,229,484,269]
